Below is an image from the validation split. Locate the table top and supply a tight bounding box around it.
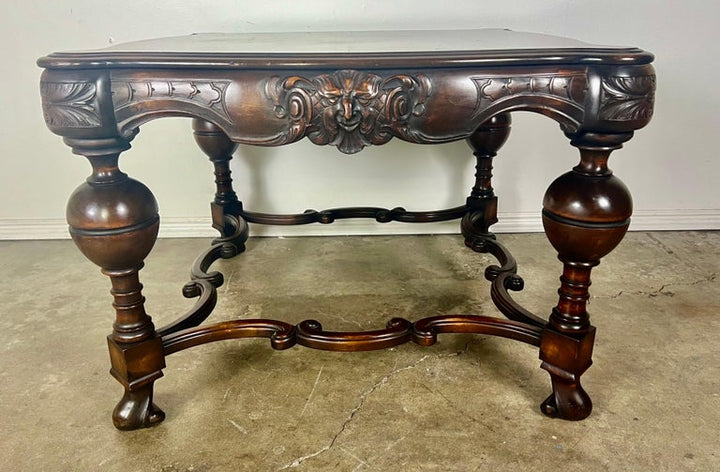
[38,29,652,69]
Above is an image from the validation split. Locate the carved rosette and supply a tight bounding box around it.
[40,82,102,129]
[599,75,656,121]
[471,74,587,121]
[111,79,232,122]
[265,70,431,154]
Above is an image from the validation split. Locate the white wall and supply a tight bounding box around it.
[1,0,718,239]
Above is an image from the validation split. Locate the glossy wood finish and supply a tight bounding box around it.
[38,31,655,430]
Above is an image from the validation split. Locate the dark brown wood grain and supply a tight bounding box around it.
[38,31,655,430]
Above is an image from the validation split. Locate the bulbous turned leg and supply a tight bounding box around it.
[193,119,248,254]
[65,135,166,430]
[539,132,634,420]
[461,113,511,251]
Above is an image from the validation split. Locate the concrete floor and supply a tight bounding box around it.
[0,231,718,471]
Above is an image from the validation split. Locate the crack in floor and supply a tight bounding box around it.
[276,344,475,470]
[593,273,716,300]
[418,382,496,433]
[645,233,680,258]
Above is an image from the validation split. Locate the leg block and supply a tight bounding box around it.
[107,336,166,430]
[539,326,595,420]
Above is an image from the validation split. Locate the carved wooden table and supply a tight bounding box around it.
[38,30,655,430]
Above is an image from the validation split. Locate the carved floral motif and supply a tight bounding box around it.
[599,75,656,121]
[265,70,431,154]
[111,80,232,122]
[41,82,101,128]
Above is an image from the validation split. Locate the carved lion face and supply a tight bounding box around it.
[313,70,382,132]
[267,70,430,154]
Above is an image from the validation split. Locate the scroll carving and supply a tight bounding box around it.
[41,82,101,128]
[471,74,587,120]
[111,80,232,122]
[599,75,656,121]
[265,70,431,154]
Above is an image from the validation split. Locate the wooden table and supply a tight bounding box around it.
[38,30,655,430]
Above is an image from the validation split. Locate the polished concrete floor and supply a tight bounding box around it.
[0,232,718,471]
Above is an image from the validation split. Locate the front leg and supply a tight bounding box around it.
[539,132,633,420]
[65,134,166,430]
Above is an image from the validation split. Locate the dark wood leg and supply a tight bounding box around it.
[65,135,165,430]
[193,119,248,252]
[539,132,633,420]
[461,113,511,250]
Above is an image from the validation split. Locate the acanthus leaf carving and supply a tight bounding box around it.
[41,82,102,128]
[265,70,431,154]
[599,75,656,121]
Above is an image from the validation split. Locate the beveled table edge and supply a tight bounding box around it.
[37,48,653,70]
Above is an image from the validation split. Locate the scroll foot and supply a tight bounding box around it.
[540,369,592,420]
[113,384,165,430]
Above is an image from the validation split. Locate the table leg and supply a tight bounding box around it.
[461,113,511,249]
[539,132,633,420]
[64,134,166,430]
[193,119,248,252]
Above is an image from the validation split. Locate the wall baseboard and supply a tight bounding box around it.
[1,209,718,240]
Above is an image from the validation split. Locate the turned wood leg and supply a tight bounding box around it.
[539,132,633,420]
[461,113,511,251]
[193,119,248,253]
[65,134,166,430]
